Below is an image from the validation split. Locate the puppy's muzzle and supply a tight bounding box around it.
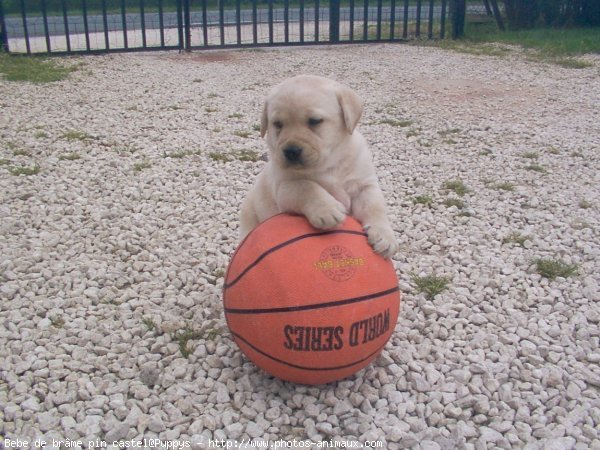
[283,145,303,164]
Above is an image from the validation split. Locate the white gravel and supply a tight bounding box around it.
[1,44,599,449]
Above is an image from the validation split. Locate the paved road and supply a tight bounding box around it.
[4,5,443,38]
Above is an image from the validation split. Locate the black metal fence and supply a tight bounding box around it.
[0,0,456,54]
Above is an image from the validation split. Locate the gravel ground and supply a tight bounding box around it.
[1,44,599,449]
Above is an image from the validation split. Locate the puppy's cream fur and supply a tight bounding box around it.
[240,75,398,258]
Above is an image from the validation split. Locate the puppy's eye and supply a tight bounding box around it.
[273,120,283,129]
[308,118,323,127]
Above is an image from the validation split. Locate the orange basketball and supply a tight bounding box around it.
[223,214,400,385]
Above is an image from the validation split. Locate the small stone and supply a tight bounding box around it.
[265,406,281,420]
[105,422,131,442]
[37,411,60,432]
[225,422,244,439]
[333,399,352,415]
[565,382,581,400]
[316,422,334,435]
[139,366,160,387]
[148,414,166,433]
[21,397,41,412]
[245,421,264,438]
[216,384,230,403]
[420,441,441,450]
[410,373,431,392]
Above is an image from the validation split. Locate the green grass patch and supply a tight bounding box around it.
[502,231,530,247]
[534,258,579,280]
[443,180,470,196]
[171,326,203,359]
[412,274,450,300]
[142,317,157,332]
[422,24,599,66]
[59,152,81,161]
[12,148,30,157]
[9,164,40,176]
[438,128,462,137]
[237,149,260,162]
[464,26,600,58]
[163,150,192,159]
[413,194,434,207]
[494,182,515,192]
[233,130,252,139]
[378,118,413,128]
[0,53,76,83]
[444,197,466,209]
[209,151,233,162]
[525,164,547,173]
[522,151,539,159]
[61,130,92,141]
[133,161,152,172]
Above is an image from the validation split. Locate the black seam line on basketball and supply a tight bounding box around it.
[224,285,399,315]
[223,229,368,289]
[231,331,387,372]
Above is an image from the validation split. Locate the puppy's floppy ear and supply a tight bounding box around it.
[260,100,268,138]
[337,86,364,134]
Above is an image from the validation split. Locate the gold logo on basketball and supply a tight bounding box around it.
[314,245,364,281]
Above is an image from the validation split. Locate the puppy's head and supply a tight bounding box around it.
[260,75,363,171]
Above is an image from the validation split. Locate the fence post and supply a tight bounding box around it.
[450,0,465,39]
[329,0,340,43]
[0,0,7,52]
[183,0,192,51]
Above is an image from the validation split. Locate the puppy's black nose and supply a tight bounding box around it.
[283,145,303,163]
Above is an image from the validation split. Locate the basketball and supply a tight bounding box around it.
[223,214,401,385]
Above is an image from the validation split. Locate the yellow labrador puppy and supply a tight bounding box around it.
[240,75,398,259]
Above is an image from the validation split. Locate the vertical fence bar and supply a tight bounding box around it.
[19,0,31,54]
[120,0,128,49]
[451,0,466,38]
[139,0,147,48]
[268,0,273,44]
[158,0,165,47]
[183,0,191,50]
[402,0,408,38]
[349,0,354,41]
[82,0,90,52]
[202,0,209,47]
[252,0,257,44]
[284,0,289,43]
[362,0,367,41]
[61,0,71,52]
[314,0,319,42]
[427,0,433,38]
[176,0,184,50]
[415,0,421,38]
[329,0,339,42]
[236,0,241,45]
[41,0,51,52]
[376,0,382,40]
[299,0,304,42]
[219,0,225,46]
[102,0,110,50]
[0,0,9,53]
[440,0,447,38]
[389,0,395,40]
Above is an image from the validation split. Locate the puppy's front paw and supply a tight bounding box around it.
[363,223,399,259]
[305,198,347,229]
